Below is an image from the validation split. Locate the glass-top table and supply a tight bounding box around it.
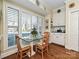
[21,34,43,42]
[22,36,42,42]
[21,36,43,56]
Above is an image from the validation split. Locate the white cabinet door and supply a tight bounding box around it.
[57,33,64,45]
[52,33,58,43]
[52,33,64,46]
[49,34,53,43]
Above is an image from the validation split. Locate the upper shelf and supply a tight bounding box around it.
[53,25,65,27]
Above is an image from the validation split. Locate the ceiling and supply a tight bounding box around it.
[40,0,65,9]
[7,0,65,16]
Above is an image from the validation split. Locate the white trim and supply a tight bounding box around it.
[6,45,16,50]
[2,0,8,50]
[4,3,19,49]
[1,47,17,58]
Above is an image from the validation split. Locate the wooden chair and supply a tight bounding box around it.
[15,35,31,59]
[36,32,49,59]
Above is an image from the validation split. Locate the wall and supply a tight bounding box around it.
[65,0,79,50]
[53,6,65,26]
[0,0,3,33]
[0,0,3,53]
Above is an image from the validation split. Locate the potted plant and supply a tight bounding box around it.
[31,27,38,38]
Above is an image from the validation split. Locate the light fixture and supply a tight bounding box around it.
[29,0,47,12]
[29,0,40,6]
[29,0,36,5]
[57,9,61,13]
[36,0,40,6]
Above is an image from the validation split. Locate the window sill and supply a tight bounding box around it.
[1,45,17,58]
[7,45,16,50]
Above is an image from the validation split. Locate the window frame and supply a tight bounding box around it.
[5,2,44,50]
[5,3,20,49]
[21,11,32,31]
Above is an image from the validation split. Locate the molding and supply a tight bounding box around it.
[1,48,17,58]
[51,43,65,48]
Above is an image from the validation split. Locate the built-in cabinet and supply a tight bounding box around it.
[49,33,65,46]
[49,7,65,46]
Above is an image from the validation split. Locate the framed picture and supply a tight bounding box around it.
[45,26,48,29]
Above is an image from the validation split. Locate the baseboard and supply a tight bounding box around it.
[51,43,65,48]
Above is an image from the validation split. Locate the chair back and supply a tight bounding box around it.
[44,32,49,40]
[43,32,49,46]
[44,32,49,38]
[15,35,21,51]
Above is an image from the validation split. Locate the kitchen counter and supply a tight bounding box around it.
[52,32,65,33]
[52,31,65,33]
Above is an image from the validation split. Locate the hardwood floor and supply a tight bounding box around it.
[3,44,79,59]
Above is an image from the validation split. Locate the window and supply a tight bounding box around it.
[7,6,43,48]
[32,16,38,29]
[38,17,43,34]
[7,7,19,47]
[21,12,31,38]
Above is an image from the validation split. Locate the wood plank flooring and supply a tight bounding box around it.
[3,44,79,59]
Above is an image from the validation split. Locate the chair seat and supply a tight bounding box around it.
[36,44,47,50]
[19,46,31,52]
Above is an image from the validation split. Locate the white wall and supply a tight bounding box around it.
[53,6,66,26]
[0,0,3,53]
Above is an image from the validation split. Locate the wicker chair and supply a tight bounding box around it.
[15,35,31,59]
[36,32,49,59]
